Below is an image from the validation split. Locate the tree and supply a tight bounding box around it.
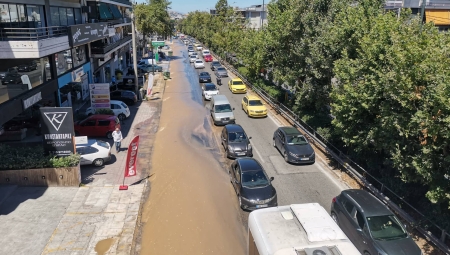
[215,0,228,17]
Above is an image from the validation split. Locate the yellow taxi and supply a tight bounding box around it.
[241,95,267,117]
[228,78,247,93]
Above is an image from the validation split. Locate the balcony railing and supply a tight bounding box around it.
[0,26,68,41]
[108,18,130,26]
[91,35,132,55]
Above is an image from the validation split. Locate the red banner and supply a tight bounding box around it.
[124,136,140,177]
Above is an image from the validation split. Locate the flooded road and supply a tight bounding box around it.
[139,42,247,255]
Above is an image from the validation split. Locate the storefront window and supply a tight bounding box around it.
[67,8,74,25]
[50,6,59,26]
[55,50,72,76]
[0,4,45,28]
[27,5,43,27]
[0,56,51,105]
[74,8,82,24]
[71,45,87,68]
[58,8,67,26]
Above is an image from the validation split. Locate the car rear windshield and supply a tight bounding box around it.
[214,104,232,113]
[287,135,308,145]
[96,140,110,149]
[200,72,209,76]
[205,84,217,91]
[242,170,269,188]
[212,61,220,65]
[217,68,225,71]
[249,100,263,106]
[196,60,202,63]
[367,215,407,240]
[233,81,244,85]
[228,132,247,142]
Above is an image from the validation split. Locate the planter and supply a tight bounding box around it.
[0,164,81,187]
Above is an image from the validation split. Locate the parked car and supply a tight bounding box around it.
[0,68,17,79]
[202,49,210,55]
[229,158,277,210]
[221,124,252,158]
[188,48,195,55]
[331,189,422,255]
[241,95,267,117]
[189,54,198,63]
[110,90,137,106]
[74,115,120,139]
[194,60,205,69]
[198,72,211,83]
[228,78,246,94]
[210,61,221,71]
[215,67,228,77]
[202,83,219,100]
[17,62,37,72]
[139,64,163,73]
[210,95,235,125]
[76,139,111,167]
[203,54,213,62]
[86,100,131,121]
[273,126,315,164]
[2,73,22,85]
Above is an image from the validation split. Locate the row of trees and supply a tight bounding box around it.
[134,0,173,47]
[180,0,450,228]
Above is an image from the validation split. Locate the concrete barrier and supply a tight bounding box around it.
[0,164,81,187]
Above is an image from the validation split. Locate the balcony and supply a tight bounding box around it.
[0,26,70,59]
[89,0,132,9]
[91,35,132,56]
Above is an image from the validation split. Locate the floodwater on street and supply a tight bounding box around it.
[139,42,247,254]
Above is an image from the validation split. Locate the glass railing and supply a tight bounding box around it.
[0,26,68,41]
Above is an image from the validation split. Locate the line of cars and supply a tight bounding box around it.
[185,36,422,255]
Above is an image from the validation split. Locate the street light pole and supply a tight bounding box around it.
[261,0,265,29]
[131,12,139,97]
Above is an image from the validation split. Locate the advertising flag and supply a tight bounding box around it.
[124,136,140,177]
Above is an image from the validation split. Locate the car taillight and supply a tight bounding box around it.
[332,197,336,203]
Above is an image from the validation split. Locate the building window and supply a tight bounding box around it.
[50,6,60,26]
[59,8,67,26]
[0,56,51,105]
[71,45,87,68]
[26,5,43,27]
[55,50,72,76]
[74,8,82,24]
[0,3,45,28]
[67,8,75,25]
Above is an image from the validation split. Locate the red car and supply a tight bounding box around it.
[74,115,120,139]
[204,54,213,62]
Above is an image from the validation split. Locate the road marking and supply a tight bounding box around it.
[268,114,282,127]
[159,127,165,132]
[252,145,265,163]
[163,97,170,101]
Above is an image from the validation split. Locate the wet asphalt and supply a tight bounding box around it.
[177,40,347,227]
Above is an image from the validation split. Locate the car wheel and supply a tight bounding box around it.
[106,132,113,139]
[364,252,371,255]
[284,152,289,163]
[331,212,339,225]
[93,158,104,167]
[118,114,126,121]
[238,195,244,209]
[75,131,80,136]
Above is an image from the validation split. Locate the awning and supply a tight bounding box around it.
[99,3,113,20]
[109,4,123,19]
[426,10,450,25]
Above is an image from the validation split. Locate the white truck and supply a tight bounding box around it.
[248,203,362,255]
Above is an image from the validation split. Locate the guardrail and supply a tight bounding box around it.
[0,26,68,41]
[91,35,132,54]
[205,46,450,254]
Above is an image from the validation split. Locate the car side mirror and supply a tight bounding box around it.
[249,137,252,139]
[356,228,362,232]
[232,108,235,110]
[270,177,274,181]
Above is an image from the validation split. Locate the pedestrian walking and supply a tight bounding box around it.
[112,127,123,153]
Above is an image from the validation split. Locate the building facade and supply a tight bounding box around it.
[210,4,268,30]
[0,0,132,137]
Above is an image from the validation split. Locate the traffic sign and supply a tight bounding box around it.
[152,41,165,47]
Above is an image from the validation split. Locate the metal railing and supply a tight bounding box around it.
[207,47,450,254]
[0,26,68,41]
[91,35,132,54]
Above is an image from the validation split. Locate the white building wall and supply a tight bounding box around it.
[0,36,70,59]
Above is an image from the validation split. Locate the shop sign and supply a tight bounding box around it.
[72,67,84,82]
[108,28,115,37]
[23,91,42,110]
[69,23,109,47]
[151,41,165,47]
[81,74,89,100]
[40,107,75,156]
[89,83,110,110]
[75,136,88,145]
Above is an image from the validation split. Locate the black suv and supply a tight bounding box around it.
[221,124,252,158]
[273,127,315,164]
[110,90,137,106]
[331,189,421,255]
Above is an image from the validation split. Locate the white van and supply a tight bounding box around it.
[210,95,235,125]
[248,203,362,255]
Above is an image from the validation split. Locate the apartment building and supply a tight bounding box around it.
[210,4,268,30]
[0,0,132,140]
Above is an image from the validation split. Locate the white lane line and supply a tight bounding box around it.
[252,145,265,163]
[163,97,171,101]
[159,127,165,132]
[268,114,282,127]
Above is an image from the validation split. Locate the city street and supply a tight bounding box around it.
[137,40,350,254]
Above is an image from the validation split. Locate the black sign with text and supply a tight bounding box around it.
[69,23,109,47]
[40,107,75,156]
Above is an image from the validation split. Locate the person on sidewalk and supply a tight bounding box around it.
[112,128,123,153]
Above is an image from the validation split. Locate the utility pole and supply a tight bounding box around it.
[131,12,139,98]
[420,0,426,31]
[261,0,265,29]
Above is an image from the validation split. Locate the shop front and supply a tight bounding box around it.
[57,61,91,114]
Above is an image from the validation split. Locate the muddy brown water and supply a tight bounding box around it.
[139,42,247,254]
[95,238,114,255]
